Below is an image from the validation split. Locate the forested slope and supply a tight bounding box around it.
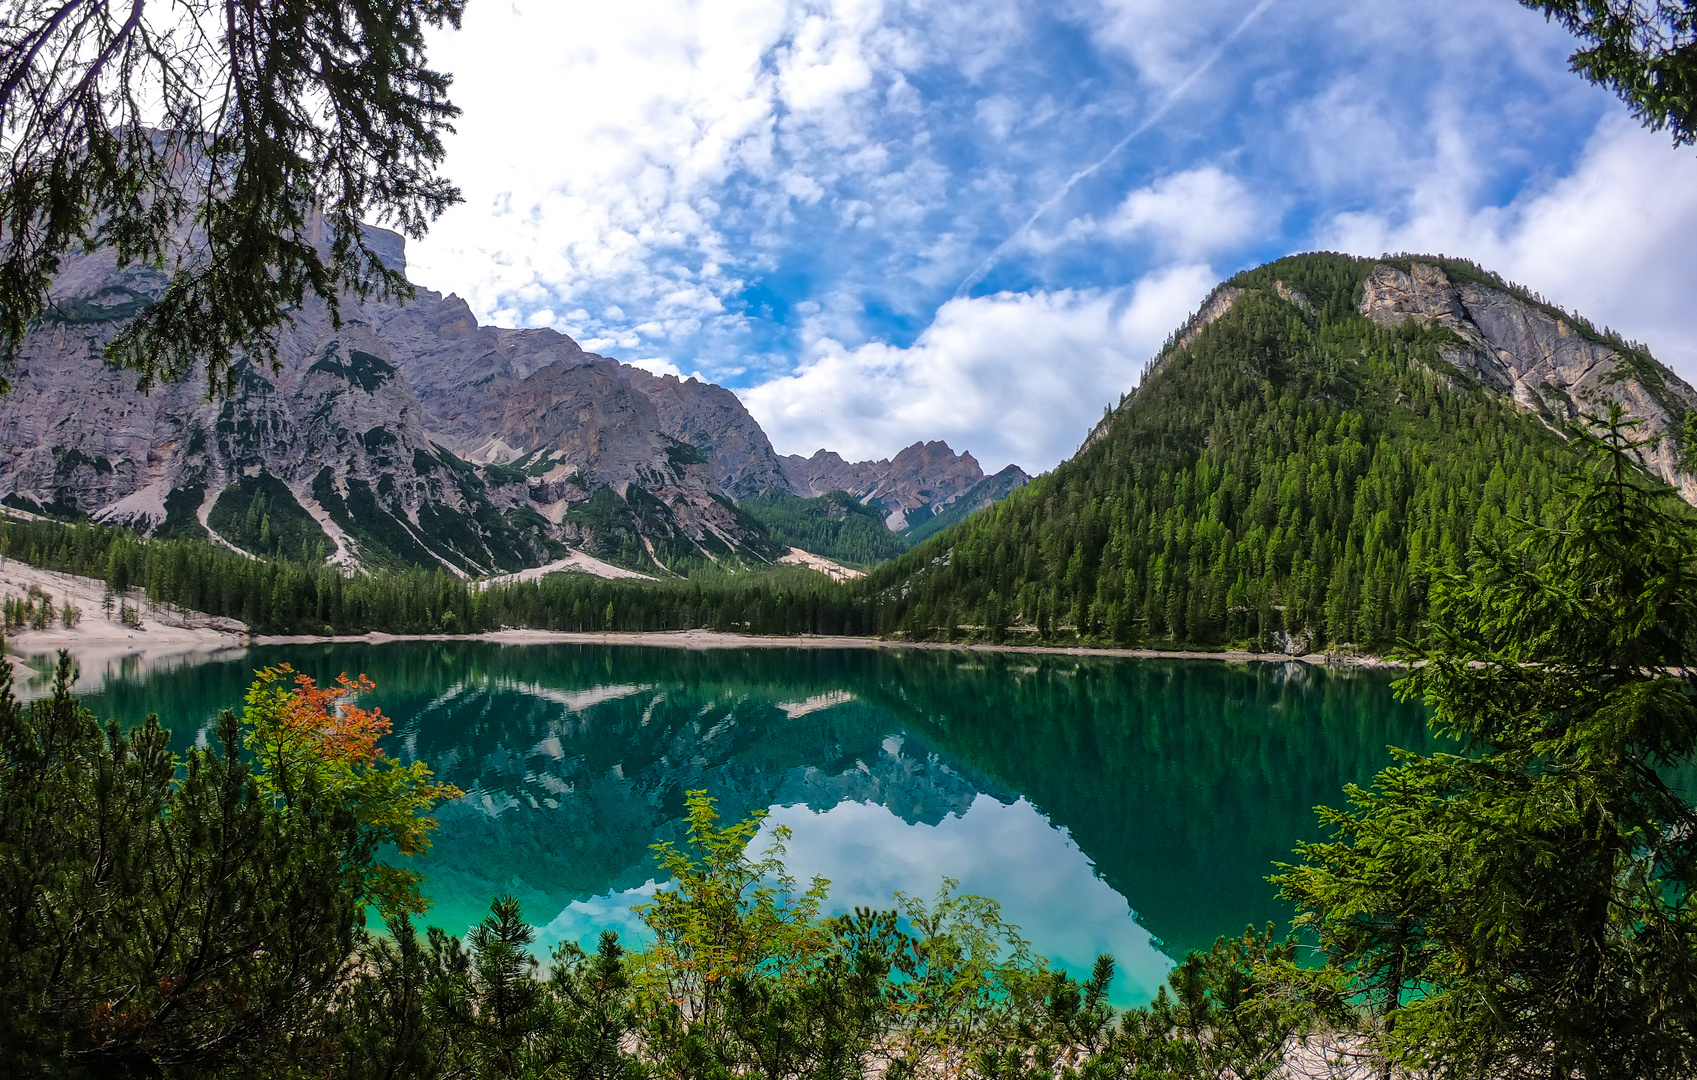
[737,491,911,566]
[853,253,1691,651]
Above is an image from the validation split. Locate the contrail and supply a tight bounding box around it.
[953,0,1278,299]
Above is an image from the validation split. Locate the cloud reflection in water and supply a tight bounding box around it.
[536,788,1172,1007]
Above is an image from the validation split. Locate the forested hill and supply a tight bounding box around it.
[851,252,1697,653]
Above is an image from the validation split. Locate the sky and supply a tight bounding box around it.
[406,0,1697,475]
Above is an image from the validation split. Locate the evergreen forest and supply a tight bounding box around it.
[736,491,911,567]
[851,253,1688,651]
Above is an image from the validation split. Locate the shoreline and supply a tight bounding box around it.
[248,627,1404,668]
[0,561,249,697]
[3,563,1401,673]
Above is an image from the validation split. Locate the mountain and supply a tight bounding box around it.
[900,464,1031,546]
[850,253,1697,651]
[739,455,1034,566]
[619,367,795,499]
[0,228,1006,576]
[778,440,1027,531]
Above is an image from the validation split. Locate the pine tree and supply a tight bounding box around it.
[1277,409,1697,1078]
[1521,1,1697,149]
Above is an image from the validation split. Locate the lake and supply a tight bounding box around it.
[64,641,1434,1005]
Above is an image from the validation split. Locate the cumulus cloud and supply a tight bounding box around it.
[412,0,853,340]
[1320,114,1697,374]
[1102,166,1261,259]
[742,264,1216,472]
[1019,165,1261,261]
[410,0,1023,365]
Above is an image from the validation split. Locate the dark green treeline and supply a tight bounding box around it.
[738,491,911,567]
[0,515,879,636]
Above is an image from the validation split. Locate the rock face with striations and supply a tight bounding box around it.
[0,228,1008,574]
[779,441,1008,531]
[1,245,569,575]
[0,240,788,574]
[620,367,795,499]
[1356,260,1697,503]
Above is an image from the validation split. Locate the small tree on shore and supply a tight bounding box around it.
[0,653,459,1076]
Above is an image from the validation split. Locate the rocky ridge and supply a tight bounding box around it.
[1356,260,1697,502]
[779,441,1021,531]
[0,229,1016,575]
[1123,257,1697,503]
[900,464,1032,546]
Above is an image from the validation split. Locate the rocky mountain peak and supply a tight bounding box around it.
[1357,259,1697,502]
[779,440,1000,531]
[620,366,793,499]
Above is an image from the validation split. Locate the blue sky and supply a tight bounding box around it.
[409,0,1697,474]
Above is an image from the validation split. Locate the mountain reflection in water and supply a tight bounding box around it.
[73,641,1434,1006]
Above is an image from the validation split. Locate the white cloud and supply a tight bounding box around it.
[535,792,1177,1006]
[741,263,1215,472]
[1079,0,1258,91]
[777,4,880,114]
[1320,114,1697,374]
[975,94,1021,140]
[410,0,791,339]
[1103,166,1261,259]
[407,0,1027,366]
[1017,166,1260,260]
[758,795,1173,1005]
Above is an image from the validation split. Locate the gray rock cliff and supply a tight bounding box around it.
[2,249,566,574]
[1358,260,1697,502]
[779,440,995,531]
[620,367,794,499]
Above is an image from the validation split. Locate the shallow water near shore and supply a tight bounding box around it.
[71,641,1434,1006]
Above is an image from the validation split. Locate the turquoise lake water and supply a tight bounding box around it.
[63,641,1434,1005]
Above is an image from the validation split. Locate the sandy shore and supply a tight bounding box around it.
[251,626,1401,668]
[0,561,249,698]
[476,549,655,587]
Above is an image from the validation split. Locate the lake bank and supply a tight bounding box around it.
[2,563,1402,673]
[0,562,249,695]
[251,627,1402,668]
